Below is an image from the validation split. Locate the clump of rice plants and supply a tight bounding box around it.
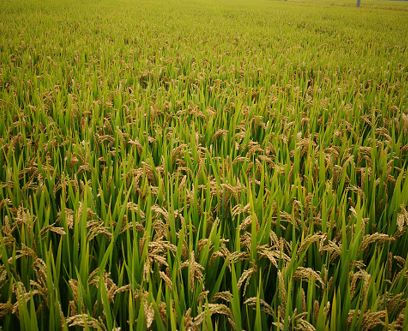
[1,0,408,330]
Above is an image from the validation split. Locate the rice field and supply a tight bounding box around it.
[1,0,408,329]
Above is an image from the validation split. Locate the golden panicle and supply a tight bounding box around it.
[272,321,285,330]
[350,269,371,299]
[0,198,13,209]
[231,203,251,218]
[212,129,228,140]
[394,255,406,268]
[351,260,366,270]
[180,251,204,290]
[126,202,146,218]
[257,155,274,168]
[257,244,290,268]
[66,314,107,330]
[159,302,167,321]
[31,258,48,297]
[239,215,253,232]
[322,302,330,316]
[143,259,152,281]
[237,266,257,296]
[393,312,405,329]
[143,299,155,329]
[279,211,296,226]
[8,244,37,263]
[68,300,77,319]
[58,208,74,229]
[0,302,13,318]
[375,127,392,143]
[198,291,209,304]
[295,317,316,331]
[319,239,342,262]
[269,230,280,247]
[361,233,394,251]
[183,308,194,331]
[227,250,248,265]
[152,219,167,239]
[150,254,169,267]
[240,232,252,249]
[221,182,244,197]
[15,206,35,227]
[0,266,8,287]
[87,220,112,241]
[12,282,34,314]
[68,279,79,303]
[171,144,188,160]
[301,288,307,312]
[128,138,142,153]
[278,270,287,313]
[193,303,232,327]
[232,156,250,164]
[348,309,387,331]
[313,300,320,322]
[151,205,169,220]
[244,297,274,316]
[1,215,13,237]
[402,113,408,133]
[293,267,324,287]
[197,238,211,252]
[396,206,408,234]
[159,271,173,290]
[121,221,144,234]
[212,291,233,303]
[246,140,263,158]
[298,233,326,255]
[40,223,66,237]
[114,285,130,296]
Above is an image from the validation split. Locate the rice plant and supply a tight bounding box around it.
[1,0,408,330]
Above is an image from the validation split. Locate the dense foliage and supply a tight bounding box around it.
[1,0,408,330]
